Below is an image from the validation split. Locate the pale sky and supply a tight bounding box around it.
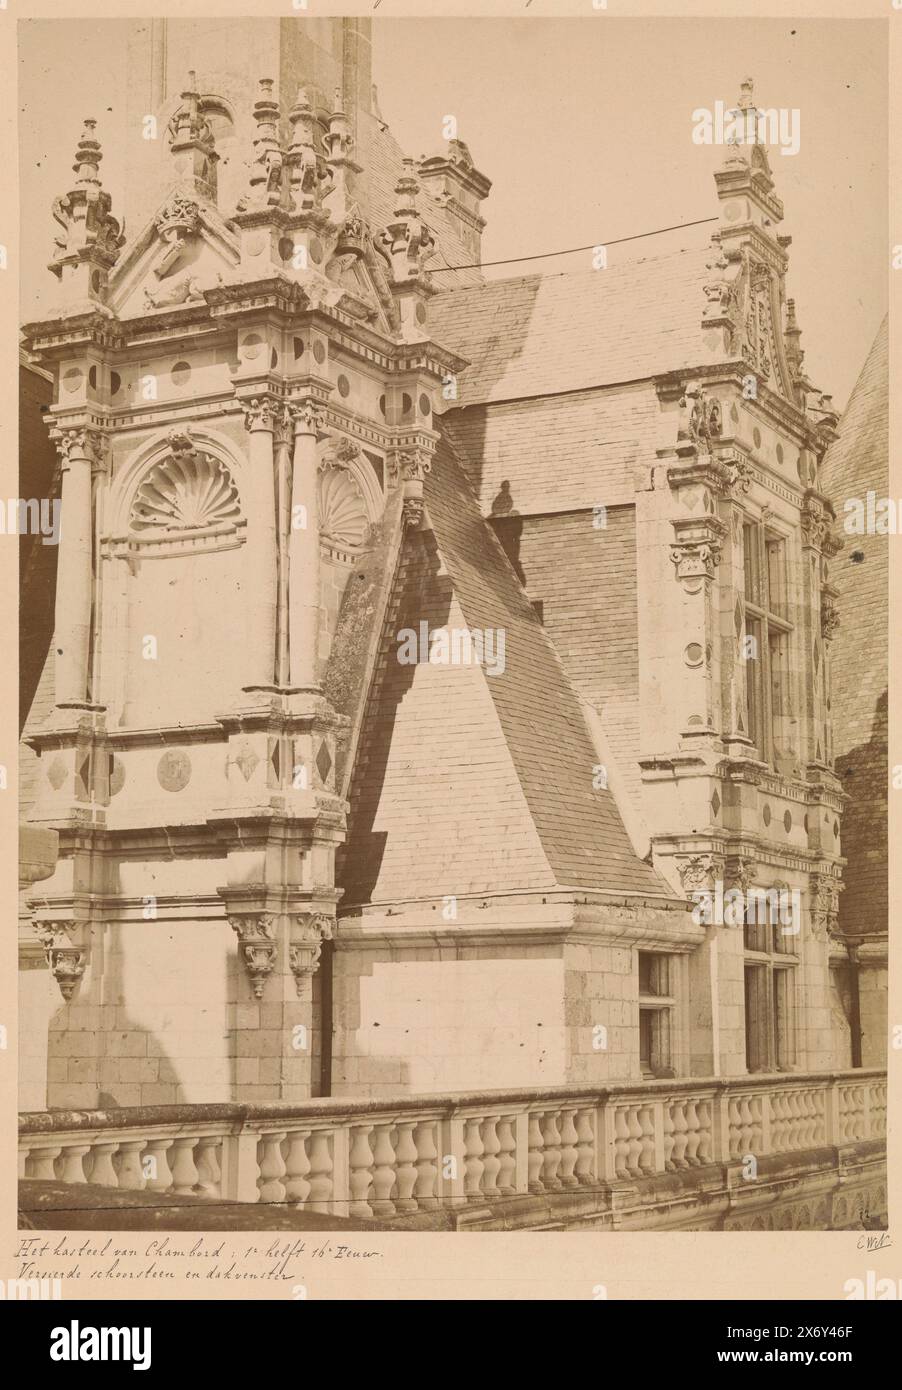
[19,17,887,407]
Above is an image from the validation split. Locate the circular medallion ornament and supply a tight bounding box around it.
[309,237,324,264]
[63,368,83,393]
[246,233,266,258]
[47,756,68,790]
[157,749,191,792]
[313,340,327,364]
[241,333,264,360]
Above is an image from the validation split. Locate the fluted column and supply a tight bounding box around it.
[288,401,326,689]
[240,399,278,690]
[51,428,97,707]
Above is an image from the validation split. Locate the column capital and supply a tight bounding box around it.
[289,398,328,438]
[240,396,278,433]
[50,425,105,466]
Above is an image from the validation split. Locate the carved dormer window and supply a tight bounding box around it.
[128,432,245,556]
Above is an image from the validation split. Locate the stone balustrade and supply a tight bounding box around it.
[19,1071,886,1221]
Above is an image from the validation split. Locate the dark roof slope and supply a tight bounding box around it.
[340,435,672,905]
[820,317,888,939]
[429,245,714,407]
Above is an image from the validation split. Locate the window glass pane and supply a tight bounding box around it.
[774,969,795,1068]
[640,1009,653,1072]
[765,534,787,617]
[744,964,767,1071]
[745,617,763,757]
[743,522,760,604]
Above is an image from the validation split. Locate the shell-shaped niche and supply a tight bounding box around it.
[131,451,241,532]
[318,464,369,548]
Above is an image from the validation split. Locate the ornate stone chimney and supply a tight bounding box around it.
[418,138,490,264]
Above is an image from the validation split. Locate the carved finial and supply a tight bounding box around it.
[50,118,124,294]
[73,119,103,186]
[166,71,218,198]
[241,78,284,210]
[737,76,755,110]
[784,297,805,379]
[286,87,320,213]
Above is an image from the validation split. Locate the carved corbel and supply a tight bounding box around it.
[229,913,278,999]
[289,912,335,997]
[809,873,841,942]
[670,519,725,590]
[33,919,88,1001]
[677,853,725,895]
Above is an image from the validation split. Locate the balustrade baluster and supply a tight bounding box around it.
[575,1109,596,1185]
[393,1122,419,1212]
[695,1100,712,1165]
[684,1099,701,1166]
[480,1116,502,1199]
[541,1110,563,1189]
[496,1115,517,1195]
[636,1105,655,1174]
[194,1137,222,1197]
[670,1102,689,1169]
[463,1117,485,1202]
[558,1108,579,1186]
[143,1137,174,1192]
[527,1111,545,1193]
[613,1106,631,1178]
[284,1130,312,1207]
[257,1132,287,1204]
[349,1125,375,1218]
[90,1142,119,1188]
[413,1120,439,1208]
[59,1144,90,1184]
[117,1140,147,1190]
[308,1131,334,1214]
[30,1145,62,1182]
[370,1123,397,1217]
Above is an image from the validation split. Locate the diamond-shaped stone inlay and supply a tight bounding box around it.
[316,740,333,786]
[235,741,259,783]
[710,790,721,819]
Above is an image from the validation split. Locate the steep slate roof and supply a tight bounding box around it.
[429,244,714,407]
[438,380,664,517]
[340,436,672,906]
[820,317,888,939]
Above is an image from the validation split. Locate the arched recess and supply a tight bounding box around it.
[98,426,248,726]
